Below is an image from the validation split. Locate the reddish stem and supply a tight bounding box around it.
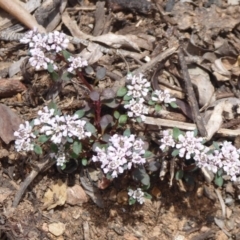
[76,70,93,91]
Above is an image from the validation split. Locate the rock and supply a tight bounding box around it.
[66,185,88,205]
[48,222,65,237]
[117,191,128,204]
[151,186,161,199]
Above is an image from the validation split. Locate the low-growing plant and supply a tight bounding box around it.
[14,28,240,205]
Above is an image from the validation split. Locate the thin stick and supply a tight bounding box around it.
[178,46,207,137]
[144,116,240,139]
[12,159,55,207]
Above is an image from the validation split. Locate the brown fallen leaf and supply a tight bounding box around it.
[0,104,22,144]
[42,179,67,210]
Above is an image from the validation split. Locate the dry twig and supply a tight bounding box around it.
[178,46,207,137]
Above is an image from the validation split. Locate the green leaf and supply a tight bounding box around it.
[123,94,132,101]
[50,143,58,153]
[48,101,58,113]
[169,102,178,108]
[123,128,131,137]
[62,72,71,81]
[144,151,153,158]
[132,167,150,186]
[50,71,60,82]
[100,115,113,132]
[85,122,97,134]
[67,137,73,143]
[70,152,78,159]
[34,144,43,155]
[155,104,162,113]
[193,128,198,137]
[217,168,223,177]
[117,87,128,97]
[82,159,88,166]
[102,134,111,142]
[144,192,152,199]
[74,109,85,119]
[118,114,128,125]
[129,197,136,205]
[148,100,155,106]
[72,141,82,155]
[38,135,50,143]
[62,50,71,61]
[114,111,120,119]
[214,174,223,187]
[103,99,120,108]
[47,63,54,73]
[175,170,184,180]
[173,127,181,140]
[136,117,142,123]
[213,141,220,150]
[172,149,179,157]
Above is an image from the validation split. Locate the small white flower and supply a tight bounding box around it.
[159,130,175,151]
[50,145,68,166]
[124,98,149,121]
[14,121,36,152]
[29,48,52,70]
[92,134,147,178]
[128,188,145,204]
[176,131,204,159]
[152,89,176,104]
[126,73,150,98]
[67,56,88,73]
[46,31,69,52]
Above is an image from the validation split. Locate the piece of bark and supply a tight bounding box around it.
[0,79,26,98]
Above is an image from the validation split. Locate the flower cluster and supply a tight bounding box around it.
[14,121,36,152]
[176,131,204,159]
[124,98,149,121]
[92,134,146,178]
[123,73,177,122]
[14,106,92,166]
[124,74,150,121]
[21,28,69,70]
[159,130,240,181]
[152,89,176,104]
[67,56,88,73]
[126,73,150,98]
[195,142,240,181]
[128,188,145,204]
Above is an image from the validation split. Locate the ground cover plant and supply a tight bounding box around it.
[14,28,240,206]
[1,0,240,239]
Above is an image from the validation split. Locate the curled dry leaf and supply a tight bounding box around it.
[0,104,23,144]
[188,66,215,106]
[90,33,141,51]
[211,57,235,81]
[42,179,67,210]
[80,169,105,208]
[205,98,240,140]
